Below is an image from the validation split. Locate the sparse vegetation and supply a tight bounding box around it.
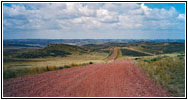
[137,55,185,97]
[3,66,58,79]
[134,42,185,55]
[16,49,71,58]
[115,48,122,59]
[3,40,185,97]
[64,65,71,68]
[107,49,113,57]
[3,62,94,79]
[15,44,90,58]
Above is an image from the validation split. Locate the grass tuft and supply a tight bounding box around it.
[4,62,94,79]
[137,55,185,97]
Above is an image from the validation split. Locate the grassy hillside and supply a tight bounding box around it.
[3,41,185,87]
[121,48,151,57]
[83,42,129,50]
[15,44,89,58]
[84,42,185,55]
[137,54,185,97]
[133,42,185,55]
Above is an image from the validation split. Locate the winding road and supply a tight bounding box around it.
[3,48,171,97]
[107,48,118,60]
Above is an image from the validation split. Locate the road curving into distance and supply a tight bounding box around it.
[107,48,118,60]
[3,58,171,97]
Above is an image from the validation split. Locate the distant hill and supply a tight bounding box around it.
[3,39,185,47]
[136,42,185,54]
[16,44,89,58]
[83,42,185,54]
[4,40,185,58]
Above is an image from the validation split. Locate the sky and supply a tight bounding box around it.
[3,3,185,39]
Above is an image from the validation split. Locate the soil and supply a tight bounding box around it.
[3,60,171,97]
[3,48,171,97]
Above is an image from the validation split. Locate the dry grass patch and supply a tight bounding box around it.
[137,54,185,97]
[3,62,94,79]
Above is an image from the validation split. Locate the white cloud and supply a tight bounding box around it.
[3,3,185,39]
[96,8,108,17]
[141,3,152,15]
[78,5,95,16]
[178,14,185,20]
[3,5,26,16]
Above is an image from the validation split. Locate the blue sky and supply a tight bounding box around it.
[144,3,185,13]
[3,3,185,39]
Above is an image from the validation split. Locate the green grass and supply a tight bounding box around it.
[121,48,151,57]
[114,48,122,59]
[133,42,185,55]
[3,62,94,79]
[3,52,107,79]
[137,55,185,97]
[4,52,107,68]
[3,66,57,79]
[15,44,90,58]
[107,49,113,58]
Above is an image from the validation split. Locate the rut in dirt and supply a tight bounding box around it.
[3,59,171,97]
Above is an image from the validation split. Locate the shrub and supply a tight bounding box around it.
[71,63,79,67]
[177,54,185,59]
[58,66,64,69]
[48,66,58,71]
[144,59,150,62]
[46,66,50,71]
[89,62,93,64]
[135,58,140,60]
[64,65,71,68]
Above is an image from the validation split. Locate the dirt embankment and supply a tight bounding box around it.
[3,60,171,97]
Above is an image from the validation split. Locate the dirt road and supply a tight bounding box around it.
[3,59,171,97]
[107,48,118,60]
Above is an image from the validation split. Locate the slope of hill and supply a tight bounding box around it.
[16,44,89,58]
[83,42,185,55]
[135,42,185,54]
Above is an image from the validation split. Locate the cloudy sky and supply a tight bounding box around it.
[3,3,185,39]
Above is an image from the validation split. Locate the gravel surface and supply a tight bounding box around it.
[3,59,171,97]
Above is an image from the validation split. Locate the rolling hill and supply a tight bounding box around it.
[15,44,89,58]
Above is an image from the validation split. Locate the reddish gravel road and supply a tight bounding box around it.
[108,48,118,60]
[3,60,171,97]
